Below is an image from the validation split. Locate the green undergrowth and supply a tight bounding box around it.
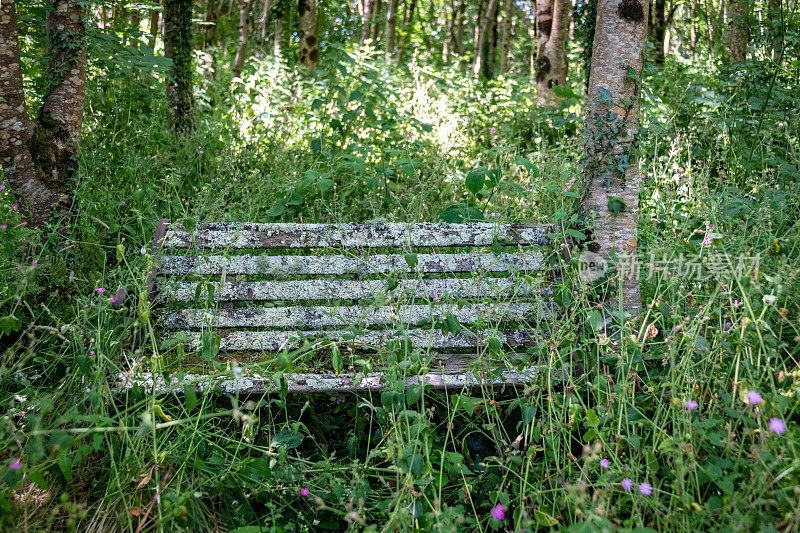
[1,35,800,532]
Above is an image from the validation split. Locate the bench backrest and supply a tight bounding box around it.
[149,221,558,390]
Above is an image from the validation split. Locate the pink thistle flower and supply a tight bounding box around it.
[9,460,22,469]
[746,390,763,405]
[621,478,633,491]
[300,488,309,496]
[685,400,698,410]
[639,482,653,495]
[600,459,610,469]
[769,418,786,435]
[490,503,505,520]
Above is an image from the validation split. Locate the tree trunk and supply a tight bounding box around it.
[768,0,780,60]
[370,0,383,43]
[582,0,649,316]
[203,0,220,48]
[273,8,284,57]
[0,0,86,229]
[689,0,697,51]
[384,0,398,61]
[535,0,569,105]
[164,0,194,132]
[395,0,416,61]
[723,0,748,61]
[499,0,513,74]
[360,0,373,44]
[454,0,466,55]
[651,0,666,64]
[298,0,319,71]
[472,0,499,78]
[232,0,252,78]
[260,0,274,42]
[149,1,161,49]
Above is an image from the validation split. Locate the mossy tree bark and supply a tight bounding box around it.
[535,0,569,105]
[298,0,319,72]
[723,0,749,61]
[582,0,649,315]
[0,0,86,229]
[164,0,194,132]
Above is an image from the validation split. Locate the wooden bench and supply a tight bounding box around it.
[120,219,565,394]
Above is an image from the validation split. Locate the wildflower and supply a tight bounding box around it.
[199,150,204,154]
[121,201,125,206]
[96,288,105,294]
[9,460,22,469]
[725,322,732,328]
[769,418,786,435]
[300,488,309,496]
[90,351,95,356]
[746,390,763,405]
[491,503,505,520]
[12,205,18,210]
[621,478,633,491]
[733,299,742,307]
[110,296,116,303]
[685,400,698,410]
[600,459,610,469]
[0,184,4,189]
[639,482,653,495]
[1,225,6,230]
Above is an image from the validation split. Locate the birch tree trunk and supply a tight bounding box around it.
[1,0,86,229]
[260,0,273,42]
[298,0,319,72]
[164,0,194,132]
[499,0,513,74]
[582,0,649,315]
[535,0,569,105]
[385,0,398,61]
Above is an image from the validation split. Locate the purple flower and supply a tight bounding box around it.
[769,418,786,435]
[621,478,632,491]
[0,225,6,230]
[639,482,653,495]
[725,322,732,328]
[600,459,610,469]
[12,205,18,210]
[96,288,105,294]
[491,503,505,520]
[685,400,698,410]
[747,390,763,405]
[300,488,309,496]
[9,460,22,469]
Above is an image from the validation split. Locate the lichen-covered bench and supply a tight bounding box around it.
[122,220,563,394]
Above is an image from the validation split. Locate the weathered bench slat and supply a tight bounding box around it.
[158,251,545,276]
[163,222,549,249]
[119,364,560,394]
[180,327,538,351]
[160,302,556,329]
[158,277,546,302]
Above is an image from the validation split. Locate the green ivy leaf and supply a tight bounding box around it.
[607,196,626,215]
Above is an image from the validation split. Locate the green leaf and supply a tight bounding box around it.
[588,310,604,331]
[534,509,560,527]
[317,178,334,193]
[311,98,324,110]
[271,430,304,449]
[266,200,287,217]
[331,345,343,374]
[596,86,613,105]
[465,168,488,195]
[566,228,586,241]
[183,384,198,412]
[310,137,322,154]
[0,315,22,335]
[439,203,484,223]
[445,314,462,335]
[608,196,626,215]
[404,253,418,269]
